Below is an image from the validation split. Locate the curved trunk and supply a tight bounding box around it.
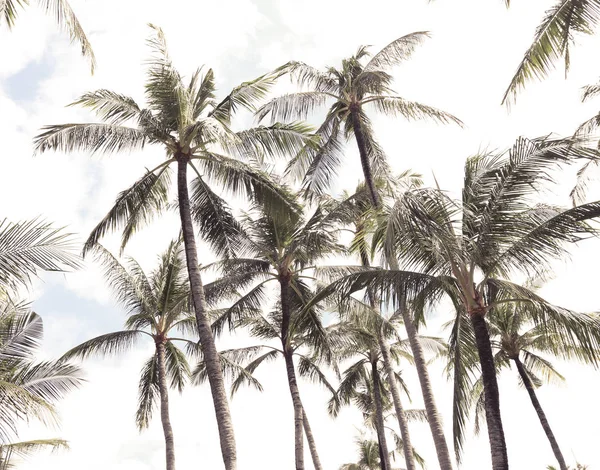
[377,332,416,470]
[177,157,237,470]
[302,406,323,470]
[371,360,392,470]
[389,262,454,470]
[513,357,567,470]
[349,107,380,207]
[280,277,305,470]
[470,313,508,470]
[156,342,176,470]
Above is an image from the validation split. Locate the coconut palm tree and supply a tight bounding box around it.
[339,433,424,470]
[502,0,600,105]
[466,304,600,470]
[33,25,314,470]
[194,305,337,470]
[60,241,200,470]
[329,175,453,470]
[0,297,83,466]
[328,311,436,470]
[311,135,600,470]
[256,33,462,207]
[0,0,95,71]
[0,218,80,296]
[194,194,346,470]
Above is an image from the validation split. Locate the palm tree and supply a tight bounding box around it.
[194,306,337,470]
[0,297,83,465]
[60,241,199,470]
[328,311,435,470]
[0,0,95,71]
[312,136,600,470]
[196,195,345,470]
[33,25,314,470]
[256,33,462,207]
[327,175,453,470]
[502,0,600,105]
[340,432,426,470]
[0,218,80,296]
[467,305,599,470]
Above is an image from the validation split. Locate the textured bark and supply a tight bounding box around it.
[371,360,392,470]
[177,157,237,470]
[470,313,508,470]
[514,357,567,470]
[156,342,176,470]
[280,277,305,470]
[350,107,380,207]
[302,407,323,470]
[377,332,416,470]
[388,261,454,470]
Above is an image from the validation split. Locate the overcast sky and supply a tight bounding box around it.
[2,0,600,469]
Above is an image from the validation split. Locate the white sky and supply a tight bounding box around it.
[2,0,600,469]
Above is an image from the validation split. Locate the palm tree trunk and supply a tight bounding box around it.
[377,331,416,470]
[302,406,323,470]
[280,276,305,470]
[389,264,454,470]
[513,357,567,470]
[349,106,380,207]
[470,312,508,470]
[156,342,176,470]
[176,157,237,470]
[371,360,392,470]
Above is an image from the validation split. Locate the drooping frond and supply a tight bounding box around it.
[60,330,146,361]
[0,309,42,362]
[163,342,190,393]
[84,165,172,255]
[189,175,245,259]
[502,0,600,105]
[0,219,80,292]
[195,152,301,220]
[0,438,68,470]
[135,354,159,430]
[366,95,463,126]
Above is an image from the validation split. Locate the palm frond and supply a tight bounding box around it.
[0,219,80,292]
[34,123,146,155]
[84,165,172,255]
[135,354,159,430]
[502,0,600,105]
[364,32,430,71]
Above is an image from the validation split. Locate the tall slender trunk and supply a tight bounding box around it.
[470,313,508,470]
[377,331,416,470]
[389,260,454,470]
[302,407,323,470]
[176,157,237,470]
[280,276,305,470]
[156,342,176,470]
[350,106,380,207]
[371,359,392,470]
[513,357,567,470]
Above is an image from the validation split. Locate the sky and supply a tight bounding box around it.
[2,0,600,469]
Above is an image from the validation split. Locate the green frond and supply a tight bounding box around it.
[163,342,190,392]
[0,218,80,292]
[69,90,141,125]
[364,32,430,71]
[60,330,146,361]
[84,165,172,255]
[502,0,600,105]
[34,123,147,155]
[255,92,331,123]
[366,95,463,126]
[135,354,159,430]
